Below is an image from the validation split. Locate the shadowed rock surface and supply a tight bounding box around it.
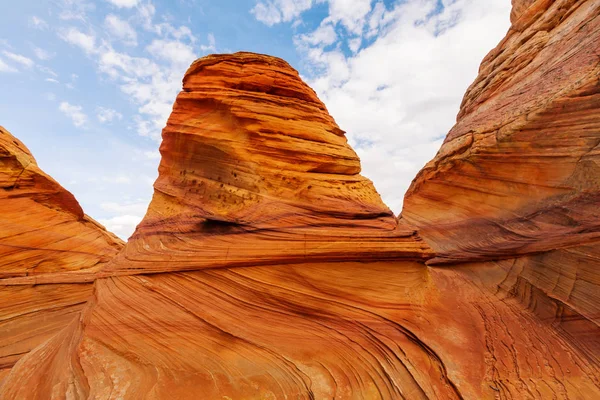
[1,0,599,398]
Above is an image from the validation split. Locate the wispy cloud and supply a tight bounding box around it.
[59,27,96,54]
[2,51,34,68]
[0,58,18,73]
[98,200,149,239]
[105,14,138,46]
[251,0,323,26]
[29,16,49,30]
[33,46,54,60]
[59,101,88,128]
[56,2,216,141]
[96,106,123,123]
[105,0,141,8]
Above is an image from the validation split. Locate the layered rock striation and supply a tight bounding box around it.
[0,126,123,279]
[401,0,600,393]
[0,127,123,383]
[402,0,600,264]
[1,0,600,398]
[104,52,431,276]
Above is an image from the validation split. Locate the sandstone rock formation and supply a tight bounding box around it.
[0,127,123,383]
[400,0,600,396]
[402,0,600,264]
[102,52,431,277]
[0,126,123,279]
[1,0,600,398]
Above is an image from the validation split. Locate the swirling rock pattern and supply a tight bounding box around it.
[0,127,123,383]
[402,0,600,264]
[2,0,600,398]
[103,52,432,276]
[0,126,123,279]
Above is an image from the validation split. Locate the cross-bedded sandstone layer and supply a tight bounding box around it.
[0,127,123,384]
[400,0,600,396]
[0,126,123,279]
[101,52,431,276]
[402,0,600,264]
[1,0,600,398]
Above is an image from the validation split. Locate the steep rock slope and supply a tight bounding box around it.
[402,0,600,392]
[0,127,123,382]
[103,52,431,276]
[3,35,600,398]
[402,0,600,264]
[0,126,123,279]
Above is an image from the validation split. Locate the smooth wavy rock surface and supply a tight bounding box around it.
[402,0,600,265]
[0,127,123,383]
[0,126,123,279]
[3,1,600,396]
[102,52,431,276]
[4,260,600,399]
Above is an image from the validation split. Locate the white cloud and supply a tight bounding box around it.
[251,0,324,26]
[143,150,161,160]
[59,27,96,54]
[101,201,148,214]
[59,101,88,128]
[97,106,123,123]
[2,51,34,68]
[55,4,204,142]
[45,78,60,83]
[98,200,148,239]
[99,214,143,239]
[105,14,138,46]
[288,0,511,212]
[0,58,18,73]
[33,47,54,60]
[200,33,216,52]
[105,0,141,8]
[327,0,373,35]
[38,66,58,77]
[296,23,337,47]
[146,39,196,66]
[58,0,94,21]
[29,16,49,30]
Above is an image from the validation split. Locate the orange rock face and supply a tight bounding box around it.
[402,0,600,264]
[104,52,431,276]
[0,126,123,279]
[1,1,600,398]
[0,127,123,382]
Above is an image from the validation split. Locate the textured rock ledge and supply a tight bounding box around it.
[0,126,123,279]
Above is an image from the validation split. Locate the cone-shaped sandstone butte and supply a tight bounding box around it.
[100,52,432,276]
[1,0,600,398]
[0,126,123,383]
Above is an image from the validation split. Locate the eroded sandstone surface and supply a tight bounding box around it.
[0,127,123,384]
[0,0,599,398]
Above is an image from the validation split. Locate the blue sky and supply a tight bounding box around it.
[0,0,511,238]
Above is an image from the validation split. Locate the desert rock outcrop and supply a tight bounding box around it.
[1,0,600,398]
[103,52,431,276]
[0,127,123,383]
